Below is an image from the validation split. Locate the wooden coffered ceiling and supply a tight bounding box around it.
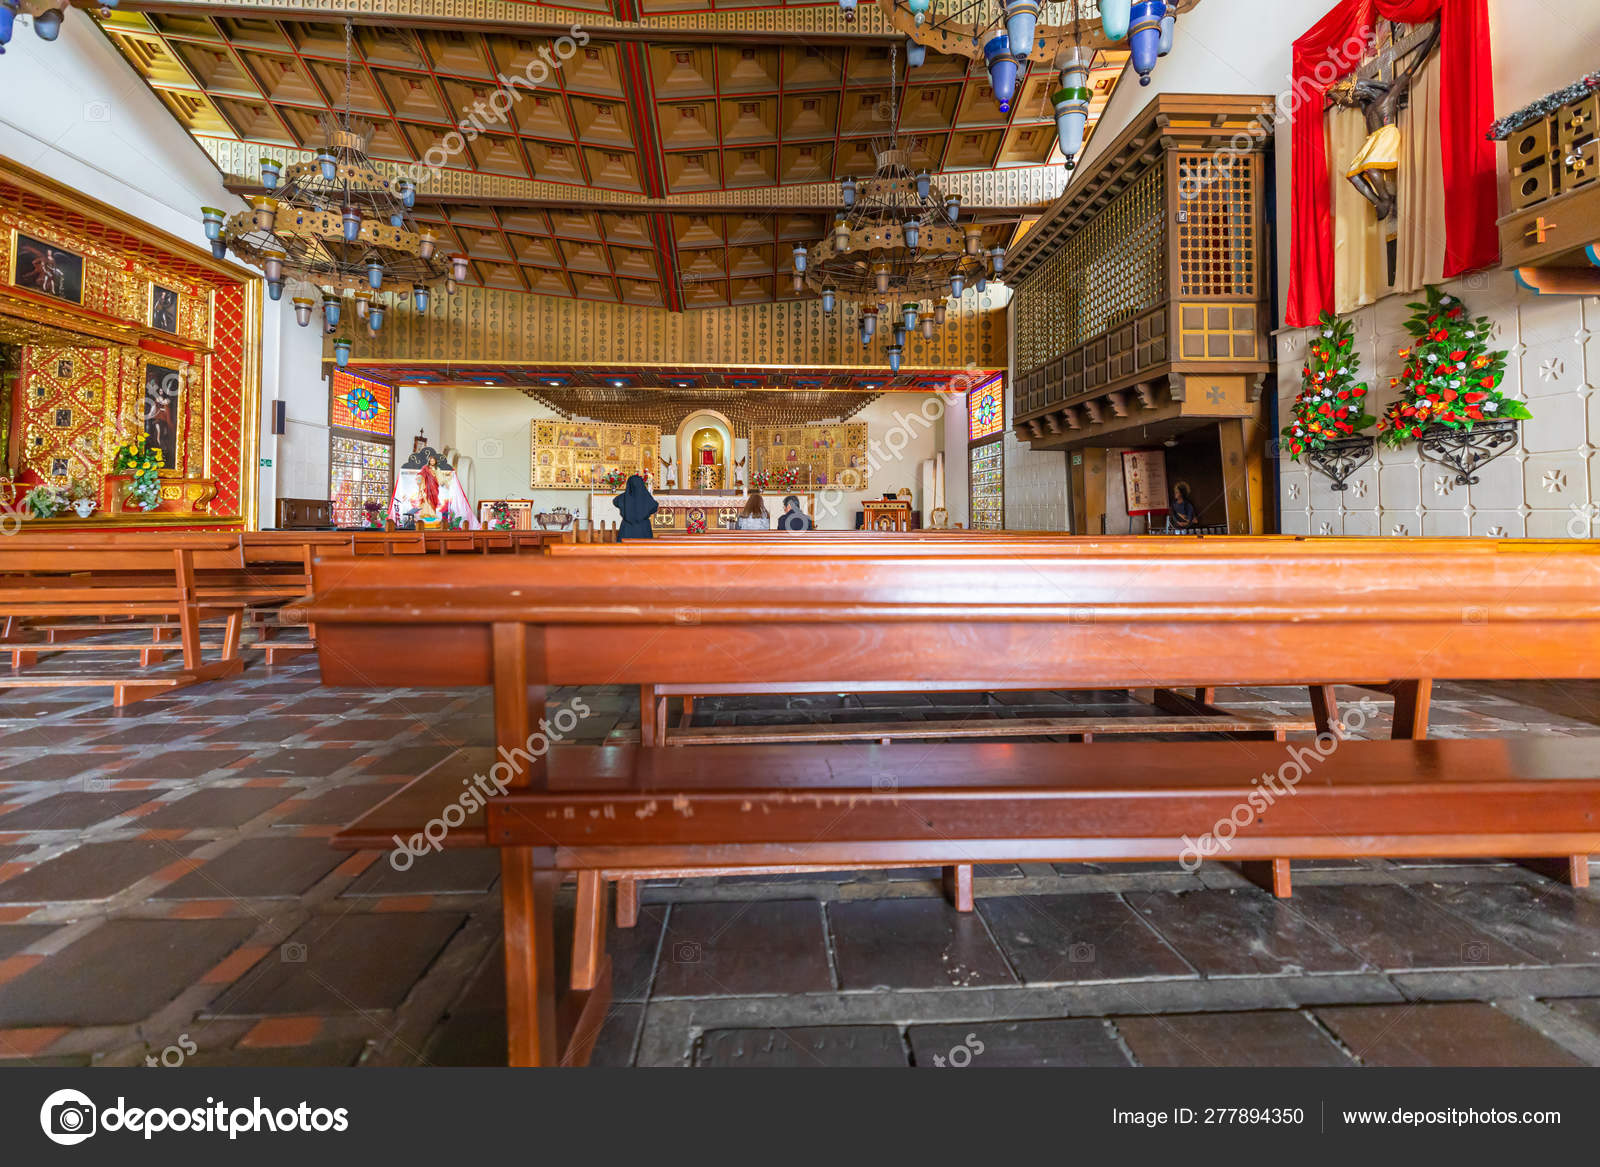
[94,2,1131,307]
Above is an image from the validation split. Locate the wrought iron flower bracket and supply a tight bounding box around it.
[1304,435,1375,492]
[1416,419,1520,486]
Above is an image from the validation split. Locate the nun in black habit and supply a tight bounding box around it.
[613,474,659,540]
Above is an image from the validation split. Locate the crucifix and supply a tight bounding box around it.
[1326,16,1440,280]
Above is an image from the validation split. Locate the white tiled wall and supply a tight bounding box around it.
[1001,429,1070,531]
[1277,269,1599,539]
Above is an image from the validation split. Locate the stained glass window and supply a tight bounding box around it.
[331,371,393,437]
[969,440,1003,531]
[330,435,393,527]
[968,376,1004,442]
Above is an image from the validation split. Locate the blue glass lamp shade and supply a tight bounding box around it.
[1129,1,1166,85]
[1101,0,1131,40]
[342,209,361,242]
[907,0,931,23]
[0,0,17,54]
[317,152,338,182]
[333,339,352,368]
[1003,0,1040,56]
[413,286,430,314]
[1052,51,1093,167]
[366,260,384,290]
[323,296,341,329]
[983,33,1017,114]
[1159,10,1176,56]
[905,37,926,68]
[821,287,836,312]
[887,345,903,372]
[33,8,61,41]
[259,159,282,190]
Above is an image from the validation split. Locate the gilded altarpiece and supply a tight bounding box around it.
[530,420,661,489]
[0,163,256,521]
[749,422,869,490]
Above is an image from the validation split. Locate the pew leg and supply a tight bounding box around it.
[1239,858,1293,898]
[1308,684,1341,735]
[638,685,656,747]
[942,864,974,912]
[1389,679,1431,740]
[571,870,605,992]
[615,877,640,928]
[141,625,178,668]
[1518,855,1592,889]
[10,649,39,670]
[654,694,670,748]
[221,609,244,662]
[679,695,695,729]
[502,847,559,1068]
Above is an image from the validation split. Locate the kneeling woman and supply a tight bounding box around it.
[613,474,658,540]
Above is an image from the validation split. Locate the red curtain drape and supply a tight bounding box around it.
[1285,0,1498,327]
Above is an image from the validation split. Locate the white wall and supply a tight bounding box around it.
[0,11,325,526]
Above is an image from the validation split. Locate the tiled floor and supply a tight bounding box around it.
[1,658,1598,1068]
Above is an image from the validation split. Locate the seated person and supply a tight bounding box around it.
[735,491,769,530]
[776,494,814,531]
[1169,481,1200,529]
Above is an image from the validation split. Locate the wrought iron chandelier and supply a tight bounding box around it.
[839,0,1198,168]
[0,0,117,56]
[198,20,455,368]
[794,44,996,372]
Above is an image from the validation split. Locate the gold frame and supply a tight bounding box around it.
[9,227,85,307]
[148,281,180,335]
[134,353,189,480]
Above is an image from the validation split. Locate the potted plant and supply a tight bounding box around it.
[1282,310,1377,491]
[112,433,164,511]
[22,483,64,520]
[1378,286,1530,485]
[67,478,97,518]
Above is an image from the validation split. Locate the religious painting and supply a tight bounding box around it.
[12,233,84,304]
[750,422,870,491]
[149,284,179,334]
[529,420,659,489]
[142,362,183,471]
[53,408,71,428]
[1121,449,1171,517]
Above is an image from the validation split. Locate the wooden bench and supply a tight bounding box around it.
[335,736,1600,1066]
[0,541,247,705]
[305,538,1600,1066]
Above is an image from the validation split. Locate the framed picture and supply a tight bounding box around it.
[1120,449,1171,517]
[141,361,185,473]
[12,233,84,305]
[149,284,179,334]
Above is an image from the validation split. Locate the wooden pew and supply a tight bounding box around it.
[0,541,247,705]
[307,541,1600,1066]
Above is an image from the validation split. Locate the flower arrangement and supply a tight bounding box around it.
[750,464,804,491]
[22,483,64,520]
[1378,286,1530,448]
[112,432,164,511]
[1282,311,1375,459]
[488,500,514,530]
[67,478,97,518]
[598,467,649,491]
[362,500,384,530]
